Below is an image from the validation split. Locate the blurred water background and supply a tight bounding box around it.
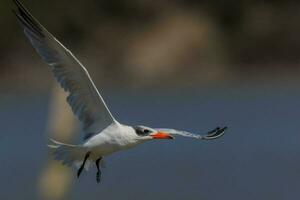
[1,0,300,199]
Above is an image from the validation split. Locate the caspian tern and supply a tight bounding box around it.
[13,0,227,183]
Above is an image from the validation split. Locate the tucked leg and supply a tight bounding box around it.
[95,157,102,183]
[77,151,91,178]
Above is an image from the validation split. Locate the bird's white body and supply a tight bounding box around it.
[83,123,143,158]
[50,122,152,170]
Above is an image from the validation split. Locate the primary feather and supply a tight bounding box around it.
[13,0,117,139]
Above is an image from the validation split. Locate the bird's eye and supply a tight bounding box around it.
[143,129,150,134]
[134,127,150,136]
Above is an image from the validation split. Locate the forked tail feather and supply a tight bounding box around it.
[48,139,92,170]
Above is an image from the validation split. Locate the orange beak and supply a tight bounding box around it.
[151,132,174,139]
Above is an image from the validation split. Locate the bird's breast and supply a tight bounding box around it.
[83,126,138,156]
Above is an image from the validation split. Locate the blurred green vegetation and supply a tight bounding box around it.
[1,0,300,91]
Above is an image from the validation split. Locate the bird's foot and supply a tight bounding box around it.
[95,157,102,183]
[77,166,84,178]
[96,171,101,183]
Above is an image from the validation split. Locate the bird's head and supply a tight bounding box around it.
[133,125,174,141]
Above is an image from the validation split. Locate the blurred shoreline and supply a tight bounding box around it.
[1,0,300,94]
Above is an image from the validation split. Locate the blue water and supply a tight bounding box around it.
[1,85,300,199]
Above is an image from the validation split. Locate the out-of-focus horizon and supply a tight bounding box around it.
[2,0,300,92]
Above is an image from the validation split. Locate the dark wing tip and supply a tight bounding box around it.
[12,0,45,38]
[207,127,220,134]
[203,126,227,140]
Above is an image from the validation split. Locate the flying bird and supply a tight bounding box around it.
[13,0,227,183]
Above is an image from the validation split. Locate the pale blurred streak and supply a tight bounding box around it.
[38,84,77,200]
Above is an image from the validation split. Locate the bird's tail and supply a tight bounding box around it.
[48,139,92,171]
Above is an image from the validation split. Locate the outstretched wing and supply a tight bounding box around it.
[156,127,227,140]
[13,0,117,137]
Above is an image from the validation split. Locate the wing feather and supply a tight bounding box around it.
[13,0,117,137]
[156,127,227,140]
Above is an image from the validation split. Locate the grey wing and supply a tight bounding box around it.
[13,0,117,137]
[156,127,227,140]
